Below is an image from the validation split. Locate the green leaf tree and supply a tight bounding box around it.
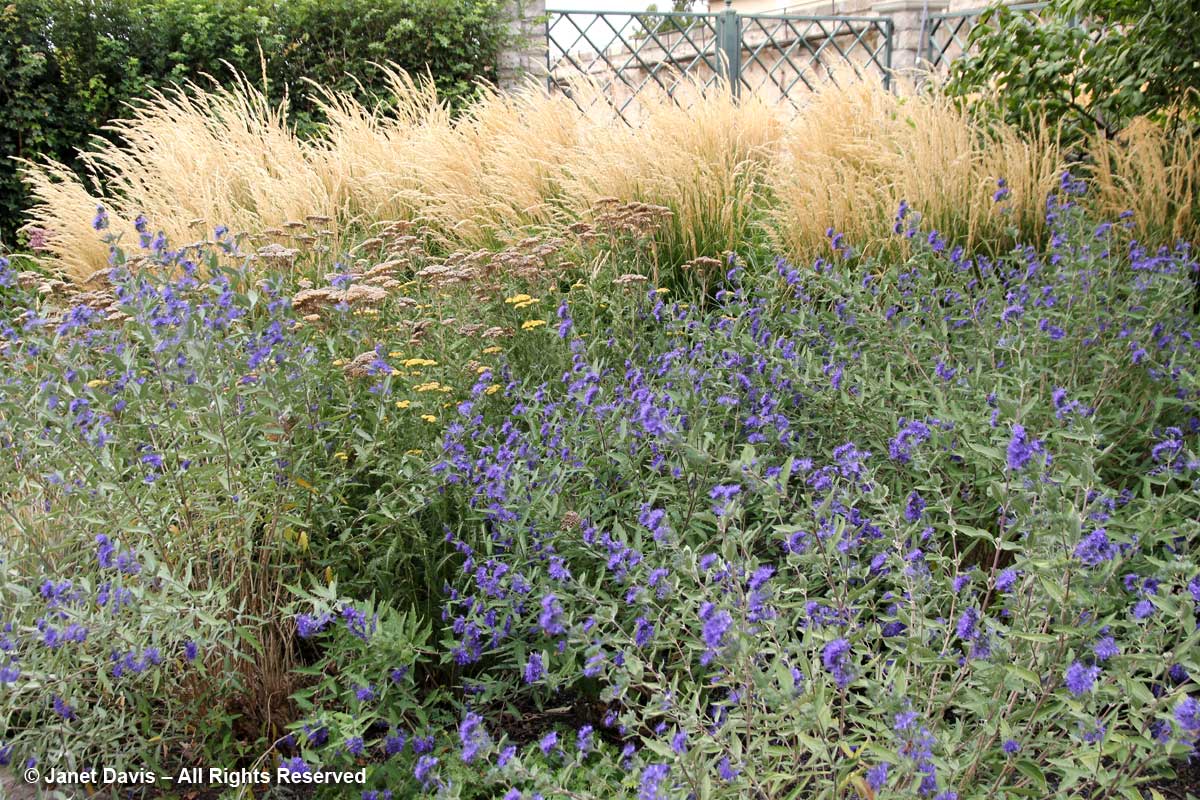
[945,0,1200,143]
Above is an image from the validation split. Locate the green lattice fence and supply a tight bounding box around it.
[546,3,892,122]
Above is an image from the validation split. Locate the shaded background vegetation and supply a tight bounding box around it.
[947,0,1200,142]
[0,0,509,247]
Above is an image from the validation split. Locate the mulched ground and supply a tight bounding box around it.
[1145,757,1200,800]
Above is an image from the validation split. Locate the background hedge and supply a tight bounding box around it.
[0,0,509,247]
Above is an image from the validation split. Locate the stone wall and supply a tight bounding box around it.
[497,0,549,90]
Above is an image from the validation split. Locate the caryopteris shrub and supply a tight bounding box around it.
[309,177,1198,799]
[3,173,1197,796]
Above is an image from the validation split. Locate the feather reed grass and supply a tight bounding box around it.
[1086,117,1200,245]
[22,66,1176,282]
[768,79,1065,262]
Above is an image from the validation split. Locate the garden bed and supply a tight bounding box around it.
[2,166,1199,798]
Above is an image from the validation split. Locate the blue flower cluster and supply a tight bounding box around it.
[3,182,1199,798]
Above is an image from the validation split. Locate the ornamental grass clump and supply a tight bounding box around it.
[768,78,1064,262]
[1087,117,1200,246]
[306,66,591,249]
[554,79,782,274]
[9,68,1094,288]
[18,72,339,281]
[18,71,779,283]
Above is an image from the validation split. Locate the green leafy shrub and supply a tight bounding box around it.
[946,0,1200,143]
[339,181,1198,799]
[0,0,508,247]
[0,216,579,772]
[0,537,245,773]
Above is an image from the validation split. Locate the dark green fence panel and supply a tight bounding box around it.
[546,2,893,122]
[736,14,893,102]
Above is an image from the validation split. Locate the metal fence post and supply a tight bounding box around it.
[718,0,741,98]
[883,17,894,92]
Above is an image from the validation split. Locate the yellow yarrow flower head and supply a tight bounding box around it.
[504,293,533,305]
[395,400,411,409]
[403,358,438,368]
[421,414,437,423]
[521,319,547,331]
[485,384,500,395]
[482,346,502,354]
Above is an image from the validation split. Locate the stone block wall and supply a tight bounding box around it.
[498,0,549,90]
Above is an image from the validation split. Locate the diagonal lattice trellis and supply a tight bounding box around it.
[547,10,727,122]
[922,2,1048,70]
[738,15,893,107]
[546,9,894,124]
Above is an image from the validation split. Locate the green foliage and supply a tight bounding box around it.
[286,581,437,794]
[639,0,705,39]
[0,536,248,772]
[2,185,1199,795]
[275,0,507,129]
[1058,0,1200,122]
[945,0,1200,143]
[0,0,509,247]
